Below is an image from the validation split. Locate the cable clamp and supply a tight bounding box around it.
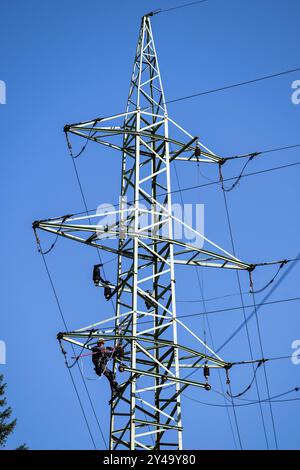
[144,10,161,17]
[250,151,261,159]
[248,264,256,272]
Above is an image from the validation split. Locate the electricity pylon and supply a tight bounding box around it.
[33,14,254,450]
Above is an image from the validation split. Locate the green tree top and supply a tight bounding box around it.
[0,374,27,449]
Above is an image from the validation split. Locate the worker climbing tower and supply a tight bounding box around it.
[33,14,257,450]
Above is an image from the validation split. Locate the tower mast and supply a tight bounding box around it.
[112,14,183,449]
[34,14,253,450]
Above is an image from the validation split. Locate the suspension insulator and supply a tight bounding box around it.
[203,364,210,380]
[195,146,201,157]
[93,264,102,284]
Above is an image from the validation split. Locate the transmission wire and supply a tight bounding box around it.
[165,67,300,105]
[38,250,107,449]
[53,157,300,220]
[173,155,240,448]
[251,289,279,449]
[221,189,270,447]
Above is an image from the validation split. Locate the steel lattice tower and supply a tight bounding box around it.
[33,14,253,450]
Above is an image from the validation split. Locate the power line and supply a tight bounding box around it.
[183,386,300,408]
[176,295,300,321]
[165,67,300,104]
[38,251,99,449]
[68,140,117,317]
[38,248,108,449]
[69,143,157,446]
[37,170,298,449]
[216,254,300,354]
[167,264,300,436]
[41,156,300,224]
[177,291,261,303]
[175,257,300,431]
[255,144,300,155]
[251,290,279,448]
[173,152,240,448]
[221,188,270,448]
[45,63,299,450]
[66,369,97,447]
[152,0,210,15]
[227,381,243,448]
[178,258,300,306]
[173,258,300,405]
[170,160,300,197]
[174,147,241,448]
[35,8,299,449]
[194,176,241,450]
[103,295,300,329]
[232,354,297,366]
[169,150,297,446]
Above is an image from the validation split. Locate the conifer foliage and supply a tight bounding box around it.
[0,374,27,449]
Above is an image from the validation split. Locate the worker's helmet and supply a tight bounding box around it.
[97,338,105,345]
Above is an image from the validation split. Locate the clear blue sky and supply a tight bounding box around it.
[1,0,300,450]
